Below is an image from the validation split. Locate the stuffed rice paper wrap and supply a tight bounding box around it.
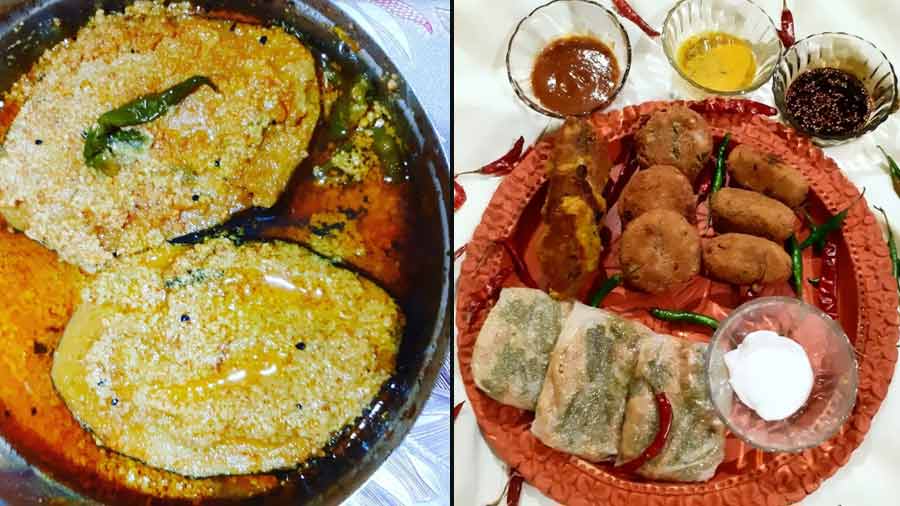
[617,337,725,481]
[531,304,649,461]
[472,287,571,410]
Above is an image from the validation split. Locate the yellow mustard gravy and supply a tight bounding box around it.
[676,31,757,92]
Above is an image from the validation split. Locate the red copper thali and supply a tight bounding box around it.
[456,99,899,506]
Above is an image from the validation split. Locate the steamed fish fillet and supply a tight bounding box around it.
[0,1,319,272]
[531,303,649,462]
[472,287,570,410]
[51,238,402,477]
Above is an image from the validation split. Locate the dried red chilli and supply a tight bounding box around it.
[481,136,525,176]
[484,469,523,506]
[602,155,640,209]
[461,236,536,330]
[454,180,467,211]
[500,238,538,289]
[688,98,778,117]
[454,244,468,260]
[452,401,465,422]
[506,471,523,506]
[612,0,660,38]
[618,392,673,472]
[456,136,526,177]
[817,239,839,320]
[777,0,796,47]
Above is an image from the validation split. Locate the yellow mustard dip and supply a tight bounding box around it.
[676,31,756,92]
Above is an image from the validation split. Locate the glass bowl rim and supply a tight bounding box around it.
[661,0,783,96]
[704,295,859,452]
[504,0,633,119]
[772,31,900,142]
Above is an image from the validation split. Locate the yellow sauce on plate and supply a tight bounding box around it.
[676,31,756,92]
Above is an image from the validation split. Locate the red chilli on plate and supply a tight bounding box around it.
[454,136,526,211]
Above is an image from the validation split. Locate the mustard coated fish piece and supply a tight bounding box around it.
[0,1,320,272]
[51,237,402,477]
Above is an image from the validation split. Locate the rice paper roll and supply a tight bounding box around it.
[531,303,648,462]
[472,287,570,410]
[617,337,726,482]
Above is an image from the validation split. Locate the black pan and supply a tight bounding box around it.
[0,1,451,504]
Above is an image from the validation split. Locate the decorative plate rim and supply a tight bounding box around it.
[455,99,899,506]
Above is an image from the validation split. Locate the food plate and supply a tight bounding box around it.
[456,99,898,506]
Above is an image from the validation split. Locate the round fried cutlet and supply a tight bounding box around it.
[619,164,696,222]
[619,209,701,293]
[635,106,713,183]
[0,2,319,272]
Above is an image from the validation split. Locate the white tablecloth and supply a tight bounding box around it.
[453,1,900,504]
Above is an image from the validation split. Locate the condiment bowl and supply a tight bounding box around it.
[661,0,782,95]
[505,0,631,118]
[706,297,858,452]
[773,32,898,146]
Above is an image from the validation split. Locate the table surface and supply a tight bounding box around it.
[452,1,900,505]
[0,1,450,505]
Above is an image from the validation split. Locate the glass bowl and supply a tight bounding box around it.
[505,0,631,118]
[706,297,858,452]
[661,0,782,95]
[772,32,898,146]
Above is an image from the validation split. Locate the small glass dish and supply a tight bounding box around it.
[706,297,858,452]
[505,0,631,118]
[772,32,898,146]
[661,0,782,95]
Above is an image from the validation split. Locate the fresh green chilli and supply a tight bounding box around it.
[874,205,900,293]
[711,133,731,194]
[84,76,217,174]
[878,145,900,196]
[589,273,623,307]
[789,235,803,297]
[649,308,719,330]
[327,74,371,141]
[798,190,865,252]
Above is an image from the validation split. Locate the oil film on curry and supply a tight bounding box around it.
[455,1,899,505]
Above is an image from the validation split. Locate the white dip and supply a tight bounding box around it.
[723,330,814,421]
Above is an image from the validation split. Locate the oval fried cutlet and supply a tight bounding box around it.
[0,2,319,272]
[635,106,713,183]
[710,187,796,243]
[619,164,695,223]
[702,233,792,285]
[620,209,701,294]
[51,238,402,478]
[727,144,809,208]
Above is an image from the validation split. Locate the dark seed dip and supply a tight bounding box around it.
[785,67,871,137]
[531,35,620,116]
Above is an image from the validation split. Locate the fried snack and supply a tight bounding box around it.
[710,188,795,243]
[702,233,792,285]
[532,303,649,462]
[635,106,713,183]
[539,118,611,298]
[472,287,571,410]
[619,164,695,222]
[51,238,401,477]
[727,144,809,208]
[617,337,725,482]
[0,1,319,272]
[619,209,701,294]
